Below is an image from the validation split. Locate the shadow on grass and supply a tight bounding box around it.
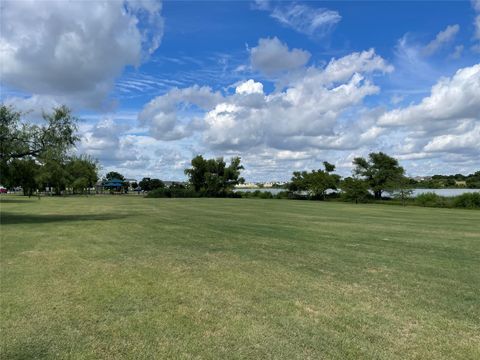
[0,198,36,203]
[0,341,51,360]
[0,212,128,225]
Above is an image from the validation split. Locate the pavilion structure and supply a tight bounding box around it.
[102,178,126,193]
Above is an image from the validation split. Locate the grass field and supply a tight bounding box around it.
[1,196,479,359]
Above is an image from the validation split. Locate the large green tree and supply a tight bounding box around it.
[0,105,102,196]
[184,155,244,195]
[0,105,78,191]
[66,155,99,194]
[36,157,69,195]
[3,159,40,197]
[288,162,340,199]
[0,105,78,163]
[340,177,370,204]
[386,175,414,206]
[466,171,480,188]
[105,171,125,181]
[139,177,164,191]
[353,152,405,199]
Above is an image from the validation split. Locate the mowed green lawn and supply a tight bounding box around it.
[1,196,479,359]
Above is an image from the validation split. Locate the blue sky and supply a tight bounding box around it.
[1,0,479,181]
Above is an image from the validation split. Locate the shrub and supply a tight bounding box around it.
[415,192,449,207]
[147,186,243,198]
[274,191,290,199]
[145,188,169,198]
[240,190,274,199]
[251,190,262,198]
[452,192,480,208]
[224,192,242,198]
[146,187,200,198]
[259,191,273,199]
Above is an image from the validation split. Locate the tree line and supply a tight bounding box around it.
[285,152,411,204]
[414,172,480,189]
[143,151,413,203]
[1,104,478,208]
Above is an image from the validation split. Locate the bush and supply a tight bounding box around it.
[146,187,199,198]
[415,192,448,207]
[274,191,290,199]
[147,186,242,199]
[243,190,306,200]
[452,192,480,208]
[259,191,273,199]
[240,190,274,199]
[415,192,480,209]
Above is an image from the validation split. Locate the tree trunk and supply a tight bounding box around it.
[374,190,382,199]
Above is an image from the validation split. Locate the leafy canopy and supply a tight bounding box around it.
[139,177,165,191]
[0,104,78,162]
[5,155,98,196]
[340,177,370,203]
[184,155,244,195]
[353,152,405,199]
[289,162,340,199]
[1,104,79,188]
[105,171,125,181]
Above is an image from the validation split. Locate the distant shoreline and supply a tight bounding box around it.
[234,188,480,198]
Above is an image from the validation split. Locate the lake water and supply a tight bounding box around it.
[235,188,479,197]
[235,188,285,195]
[406,188,479,197]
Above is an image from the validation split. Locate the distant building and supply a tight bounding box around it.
[236,182,257,189]
[163,181,186,187]
[236,181,288,189]
[412,176,432,181]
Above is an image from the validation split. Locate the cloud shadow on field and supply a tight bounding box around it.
[0,212,128,225]
[0,198,36,204]
[0,339,52,360]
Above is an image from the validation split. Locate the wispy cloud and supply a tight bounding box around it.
[114,50,253,101]
[471,0,480,52]
[473,0,480,13]
[449,45,464,59]
[254,1,341,37]
[422,24,459,56]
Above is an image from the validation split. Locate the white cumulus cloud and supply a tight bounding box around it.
[235,79,264,95]
[0,0,164,108]
[250,37,311,75]
[379,64,480,126]
[140,48,393,154]
[424,124,480,153]
[378,63,480,163]
[138,86,223,140]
